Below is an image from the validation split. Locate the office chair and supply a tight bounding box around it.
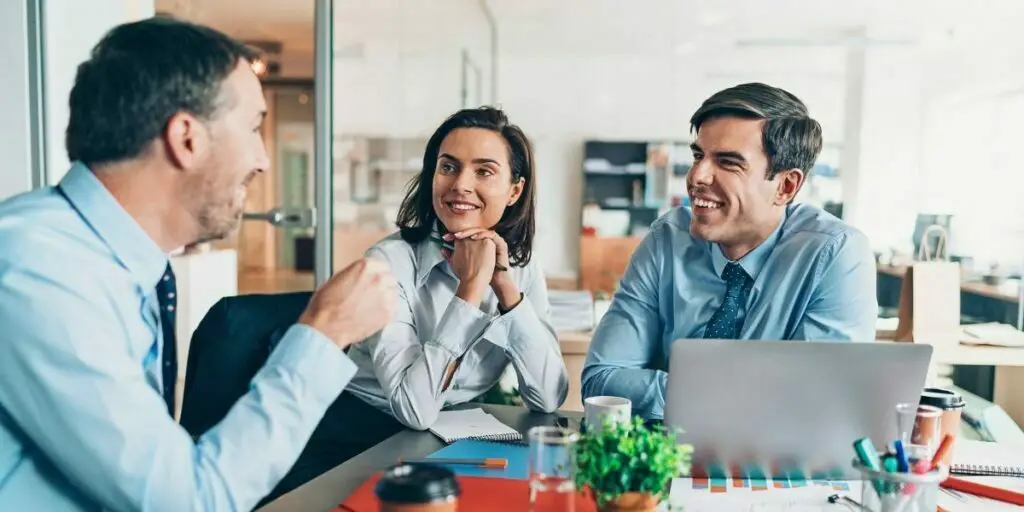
[179,291,313,436]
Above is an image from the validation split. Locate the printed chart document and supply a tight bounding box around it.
[668,476,862,511]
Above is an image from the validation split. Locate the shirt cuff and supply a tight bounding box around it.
[262,323,357,405]
[429,296,491,356]
[480,294,537,350]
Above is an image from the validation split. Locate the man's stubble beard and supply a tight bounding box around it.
[194,200,244,244]
[189,171,245,244]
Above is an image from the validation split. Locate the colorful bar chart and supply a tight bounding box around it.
[731,464,746,488]
[685,459,856,496]
[689,476,853,494]
[709,477,727,493]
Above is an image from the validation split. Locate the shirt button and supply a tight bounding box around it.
[168,292,175,299]
[167,305,175,312]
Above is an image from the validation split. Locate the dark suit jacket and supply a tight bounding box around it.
[179,291,313,436]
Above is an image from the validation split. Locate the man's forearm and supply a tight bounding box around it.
[170,324,354,510]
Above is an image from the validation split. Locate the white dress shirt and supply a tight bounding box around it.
[346,232,569,430]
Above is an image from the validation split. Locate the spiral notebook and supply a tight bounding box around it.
[951,440,1024,477]
[428,408,523,444]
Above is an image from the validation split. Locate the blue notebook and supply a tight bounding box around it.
[427,439,530,480]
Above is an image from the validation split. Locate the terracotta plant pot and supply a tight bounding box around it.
[598,492,660,512]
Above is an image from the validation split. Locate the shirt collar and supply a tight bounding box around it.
[58,162,168,290]
[710,212,786,281]
[414,225,449,288]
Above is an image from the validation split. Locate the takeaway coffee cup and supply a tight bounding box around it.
[375,463,460,512]
[919,387,965,465]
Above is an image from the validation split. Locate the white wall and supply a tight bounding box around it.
[841,36,1024,263]
[335,50,465,138]
[0,0,34,200]
[332,0,491,137]
[840,47,926,252]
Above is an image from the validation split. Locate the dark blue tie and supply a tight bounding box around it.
[703,263,750,339]
[156,264,177,415]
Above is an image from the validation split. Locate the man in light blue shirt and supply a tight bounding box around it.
[0,18,397,511]
[582,83,878,420]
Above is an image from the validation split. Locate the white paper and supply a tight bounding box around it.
[665,477,862,512]
[427,408,520,443]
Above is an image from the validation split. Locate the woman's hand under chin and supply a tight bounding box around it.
[444,228,523,311]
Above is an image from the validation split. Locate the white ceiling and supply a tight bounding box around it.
[156,0,1024,53]
[155,0,1024,91]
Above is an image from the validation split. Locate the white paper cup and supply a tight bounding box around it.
[583,396,631,429]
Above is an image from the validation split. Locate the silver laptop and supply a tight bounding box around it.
[663,339,933,479]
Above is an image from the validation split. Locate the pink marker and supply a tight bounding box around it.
[904,459,930,495]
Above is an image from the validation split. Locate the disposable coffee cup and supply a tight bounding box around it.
[375,463,460,512]
[919,387,965,465]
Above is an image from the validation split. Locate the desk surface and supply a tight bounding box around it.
[877,263,1019,303]
[563,328,1024,368]
[930,343,1024,367]
[259,404,581,512]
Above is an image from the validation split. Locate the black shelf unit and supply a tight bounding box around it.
[581,140,660,236]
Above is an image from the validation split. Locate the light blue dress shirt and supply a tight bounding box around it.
[346,233,568,430]
[582,204,878,420]
[0,163,357,511]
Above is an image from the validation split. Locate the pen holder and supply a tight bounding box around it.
[852,460,948,512]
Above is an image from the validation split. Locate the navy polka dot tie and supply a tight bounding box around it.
[703,262,750,339]
[156,264,177,415]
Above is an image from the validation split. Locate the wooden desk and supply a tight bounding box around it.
[877,263,1019,303]
[557,329,1024,428]
[259,404,580,512]
[931,343,1024,367]
[559,331,592,412]
[876,263,1022,417]
[925,342,1024,428]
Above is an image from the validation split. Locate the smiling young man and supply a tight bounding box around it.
[581,83,877,420]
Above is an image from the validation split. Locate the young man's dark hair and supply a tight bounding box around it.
[690,82,823,179]
[66,17,256,166]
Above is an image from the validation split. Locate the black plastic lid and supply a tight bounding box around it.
[920,387,965,410]
[374,463,460,504]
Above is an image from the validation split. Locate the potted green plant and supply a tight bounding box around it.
[574,416,692,511]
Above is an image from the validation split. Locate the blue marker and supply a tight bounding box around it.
[893,440,910,473]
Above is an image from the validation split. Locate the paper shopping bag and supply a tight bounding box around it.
[894,225,961,347]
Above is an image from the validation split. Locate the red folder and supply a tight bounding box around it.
[335,473,599,512]
[941,476,1024,506]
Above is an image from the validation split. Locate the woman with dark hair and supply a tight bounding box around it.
[344,106,569,430]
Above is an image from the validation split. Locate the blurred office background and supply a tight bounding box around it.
[2,0,1022,429]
